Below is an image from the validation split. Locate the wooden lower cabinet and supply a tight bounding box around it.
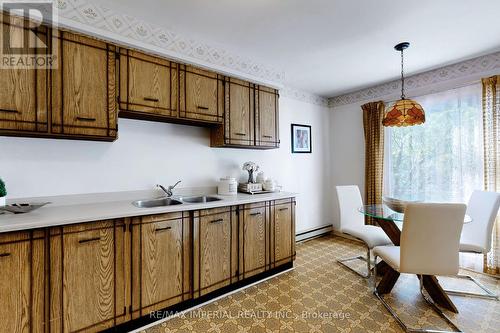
[130,212,190,319]
[239,202,270,279]
[271,199,296,268]
[193,207,238,297]
[0,230,47,333]
[49,219,128,333]
[0,198,295,332]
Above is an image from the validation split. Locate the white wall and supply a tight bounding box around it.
[329,102,365,230]
[0,96,333,233]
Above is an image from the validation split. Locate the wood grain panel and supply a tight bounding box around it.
[0,230,47,333]
[241,204,268,278]
[119,50,178,119]
[256,86,279,147]
[227,79,254,146]
[179,65,223,123]
[51,31,117,140]
[193,207,235,297]
[49,220,126,333]
[0,16,48,134]
[272,199,295,267]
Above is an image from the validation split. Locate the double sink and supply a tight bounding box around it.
[132,195,222,208]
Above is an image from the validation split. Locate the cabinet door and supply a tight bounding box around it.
[193,207,237,297]
[226,78,255,146]
[240,203,269,279]
[51,31,117,140]
[119,50,178,119]
[256,86,279,147]
[272,199,295,267]
[179,65,224,123]
[49,220,127,333]
[130,212,190,319]
[0,16,48,134]
[0,230,46,333]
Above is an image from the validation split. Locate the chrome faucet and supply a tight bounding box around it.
[156,181,181,197]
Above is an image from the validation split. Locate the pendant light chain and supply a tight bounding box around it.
[400,48,405,99]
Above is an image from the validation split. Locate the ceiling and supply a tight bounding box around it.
[94,0,500,97]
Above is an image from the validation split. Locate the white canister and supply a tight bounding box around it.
[263,179,276,192]
[0,196,5,207]
[218,177,237,196]
[256,172,266,184]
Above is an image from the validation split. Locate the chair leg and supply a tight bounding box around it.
[443,274,499,300]
[372,257,462,333]
[337,245,372,278]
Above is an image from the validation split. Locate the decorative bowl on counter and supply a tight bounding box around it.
[382,196,419,213]
[0,202,51,214]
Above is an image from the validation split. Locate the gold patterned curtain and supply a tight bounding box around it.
[362,101,385,225]
[482,76,500,275]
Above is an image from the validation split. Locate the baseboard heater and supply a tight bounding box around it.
[296,224,333,242]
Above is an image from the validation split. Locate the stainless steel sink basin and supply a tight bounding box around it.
[180,196,222,203]
[132,198,183,208]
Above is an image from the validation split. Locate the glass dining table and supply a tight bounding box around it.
[358,204,471,313]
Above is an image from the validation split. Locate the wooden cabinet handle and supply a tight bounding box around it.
[279,207,289,211]
[210,218,224,224]
[263,135,273,138]
[0,252,11,258]
[197,106,209,110]
[76,116,96,122]
[155,226,172,232]
[250,212,262,216]
[78,237,101,244]
[0,109,19,114]
[144,97,159,102]
[235,132,247,136]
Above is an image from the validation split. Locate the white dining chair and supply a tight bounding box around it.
[443,190,500,300]
[373,203,466,333]
[336,185,391,278]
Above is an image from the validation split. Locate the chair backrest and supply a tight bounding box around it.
[400,203,466,276]
[463,190,500,253]
[336,185,364,232]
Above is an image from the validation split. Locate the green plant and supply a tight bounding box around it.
[0,178,6,197]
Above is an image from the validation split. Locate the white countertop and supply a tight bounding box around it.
[0,190,297,233]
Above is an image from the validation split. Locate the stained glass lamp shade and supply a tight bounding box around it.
[382,42,425,127]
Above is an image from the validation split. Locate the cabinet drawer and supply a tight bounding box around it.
[119,50,178,118]
[179,65,224,124]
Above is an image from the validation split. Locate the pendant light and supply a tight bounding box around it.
[382,42,425,127]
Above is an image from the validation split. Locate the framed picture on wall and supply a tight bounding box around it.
[291,124,312,153]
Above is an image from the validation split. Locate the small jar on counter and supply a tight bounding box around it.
[218,177,237,196]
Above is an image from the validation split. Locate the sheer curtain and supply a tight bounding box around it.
[384,83,484,203]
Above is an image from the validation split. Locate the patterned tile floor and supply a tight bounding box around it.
[141,235,500,333]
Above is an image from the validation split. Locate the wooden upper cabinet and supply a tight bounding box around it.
[130,212,190,319]
[51,31,117,141]
[0,15,48,135]
[118,50,178,120]
[0,230,47,333]
[211,80,279,149]
[193,207,238,297]
[239,202,269,279]
[49,220,127,333]
[256,86,279,147]
[271,199,295,268]
[179,65,224,124]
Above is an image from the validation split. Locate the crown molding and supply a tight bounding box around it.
[329,51,500,107]
[55,0,285,87]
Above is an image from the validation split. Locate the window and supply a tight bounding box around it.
[384,83,484,203]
